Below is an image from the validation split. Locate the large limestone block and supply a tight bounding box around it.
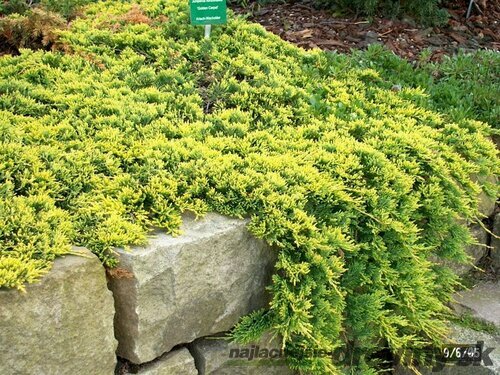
[134,348,198,375]
[474,174,497,218]
[394,325,500,374]
[458,225,488,275]
[491,213,500,272]
[478,192,496,219]
[431,224,488,276]
[452,281,500,328]
[0,248,117,375]
[190,332,295,375]
[108,213,277,364]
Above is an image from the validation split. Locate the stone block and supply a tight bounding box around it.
[190,332,295,375]
[108,213,276,364]
[0,248,117,375]
[134,348,197,375]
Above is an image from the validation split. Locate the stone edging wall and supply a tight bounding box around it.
[0,209,498,374]
[0,213,283,375]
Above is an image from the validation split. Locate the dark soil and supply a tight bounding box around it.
[233,0,500,60]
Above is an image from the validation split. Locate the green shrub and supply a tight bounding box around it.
[0,0,93,18]
[0,1,497,373]
[0,0,31,15]
[41,0,94,17]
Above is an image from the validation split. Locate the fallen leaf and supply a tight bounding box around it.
[293,29,314,39]
[449,32,467,44]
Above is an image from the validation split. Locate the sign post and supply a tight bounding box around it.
[189,0,227,39]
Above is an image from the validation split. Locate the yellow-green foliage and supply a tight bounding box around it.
[0,1,498,373]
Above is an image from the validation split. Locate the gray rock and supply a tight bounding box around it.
[108,213,277,364]
[394,325,500,374]
[0,248,117,375]
[469,224,489,263]
[478,193,496,219]
[190,332,295,375]
[452,282,500,328]
[391,84,402,92]
[431,224,488,276]
[135,348,197,375]
[474,174,497,218]
[419,27,434,38]
[461,225,489,275]
[427,35,447,46]
[492,134,500,150]
[401,17,417,28]
[365,31,380,44]
[491,213,500,272]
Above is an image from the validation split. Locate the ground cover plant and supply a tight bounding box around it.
[344,46,500,130]
[0,0,93,18]
[0,0,498,373]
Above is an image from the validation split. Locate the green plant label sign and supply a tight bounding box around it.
[190,0,227,25]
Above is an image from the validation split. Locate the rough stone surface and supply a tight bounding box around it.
[461,225,488,275]
[475,174,497,218]
[108,213,277,364]
[134,348,197,375]
[0,248,117,375]
[452,282,500,328]
[432,224,488,276]
[190,332,295,375]
[478,192,496,219]
[394,325,500,374]
[491,213,500,272]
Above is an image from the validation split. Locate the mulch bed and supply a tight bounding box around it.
[232,0,500,61]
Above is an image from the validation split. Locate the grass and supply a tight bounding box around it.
[450,312,500,336]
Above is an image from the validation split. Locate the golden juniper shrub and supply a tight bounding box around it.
[0,1,498,373]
